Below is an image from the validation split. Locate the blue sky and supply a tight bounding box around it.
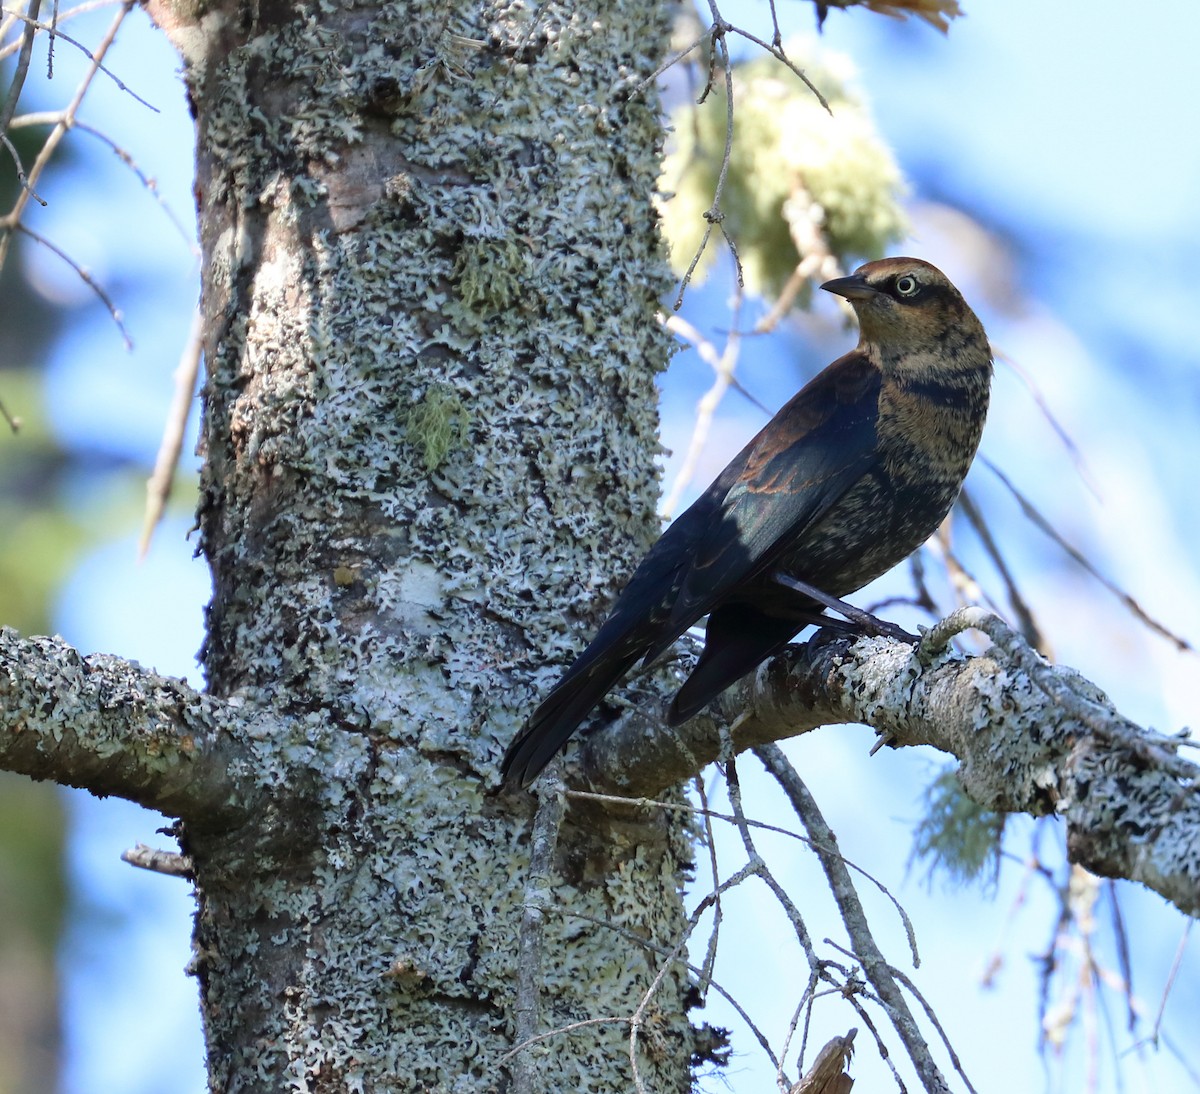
[9,2,1198,1091]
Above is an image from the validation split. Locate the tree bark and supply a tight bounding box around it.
[140,0,692,1089]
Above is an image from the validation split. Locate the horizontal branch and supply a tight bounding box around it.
[586,609,1200,919]
[0,627,269,829]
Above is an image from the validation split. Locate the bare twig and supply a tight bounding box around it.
[659,287,745,518]
[691,774,723,999]
[629,23,711,99]
[756,744,956,1093]
[9,114,199,250]
[723,22,830,114]
[139,307,202,559]
[0,396,21,431]
[121,841,193,878]
[1149,921,1191,1048]
[503,902,780,1075]
[0,0,141,277]
[672,10,739,310]
[956,485,1046,652]
[565,788,919,947]
[496,1014,630,1066]
[885,959,980,1093]
[1,5,159,111]
[982,457,1195,654]
[993,346,1100,500]
[14,222,131,347]
[0,129,46,203]
[724,753,819,963]
[0,0,41,134]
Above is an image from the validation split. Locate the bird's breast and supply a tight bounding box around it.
[875,370,989,486]
[765,365,989,601]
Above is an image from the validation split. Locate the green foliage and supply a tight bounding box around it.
[659,44,908,302]
[909,768,1005,889]
[402,384,471,472]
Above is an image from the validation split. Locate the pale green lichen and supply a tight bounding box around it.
[454,236,530,313]
[401,385,471,472]
[909,767,1006,888]
[659,41,908,301]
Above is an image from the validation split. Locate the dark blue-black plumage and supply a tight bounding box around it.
[501,258,992,789]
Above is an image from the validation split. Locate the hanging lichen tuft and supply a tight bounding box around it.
[659,42,908,303]
[402,384,471,472]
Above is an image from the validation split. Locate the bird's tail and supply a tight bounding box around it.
[666,604,803,726]
[500,630,645,790]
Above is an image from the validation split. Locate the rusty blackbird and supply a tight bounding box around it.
[502,258,992,789]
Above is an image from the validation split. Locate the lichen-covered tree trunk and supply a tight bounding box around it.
[144,1,692,1089]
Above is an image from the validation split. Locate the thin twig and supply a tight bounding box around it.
[673,8,740,310]
[692,775,723,999]
[0,129,46,203]
[0,396,21,431]
[885,959,980,1094]
[496,1014,630,1066]
[0,0,139,275]
[511,903,781,1073]
[0,0,41,134]
[724,754,819,965]
[659,285,744,518]
[756,744,955,1094]
[956,485,1045,652]
[724,23,830,114]
[0,0,120,62]
[982,457,1195,654]
[45,0,57,76]
[1106,880,1135,1034]
[993,346,1100,500]
[629,24,711,99]
[14,222,131,347]
[2,5,159,111]
[1150,921,1191,1047]
[565,788,920,947]
[8,114,199,251]
[139,307,202,559]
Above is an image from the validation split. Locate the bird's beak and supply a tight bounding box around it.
[820,273,882,302]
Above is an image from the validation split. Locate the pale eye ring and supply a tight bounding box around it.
[895,275,919,297]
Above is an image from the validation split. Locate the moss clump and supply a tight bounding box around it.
[659,42,908,303]
[402,385,471,472]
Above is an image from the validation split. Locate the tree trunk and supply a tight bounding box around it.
[142,0,694,1089]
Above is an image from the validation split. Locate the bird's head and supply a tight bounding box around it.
[821,258,987,366]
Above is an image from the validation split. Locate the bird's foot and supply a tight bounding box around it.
[772,573,918,642]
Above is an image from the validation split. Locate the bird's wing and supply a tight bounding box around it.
[503,352,881,787]
[665,350,882,633]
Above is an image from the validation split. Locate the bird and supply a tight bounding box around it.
[501,257,992,789]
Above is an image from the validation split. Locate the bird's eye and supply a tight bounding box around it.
[894,275,920,297]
